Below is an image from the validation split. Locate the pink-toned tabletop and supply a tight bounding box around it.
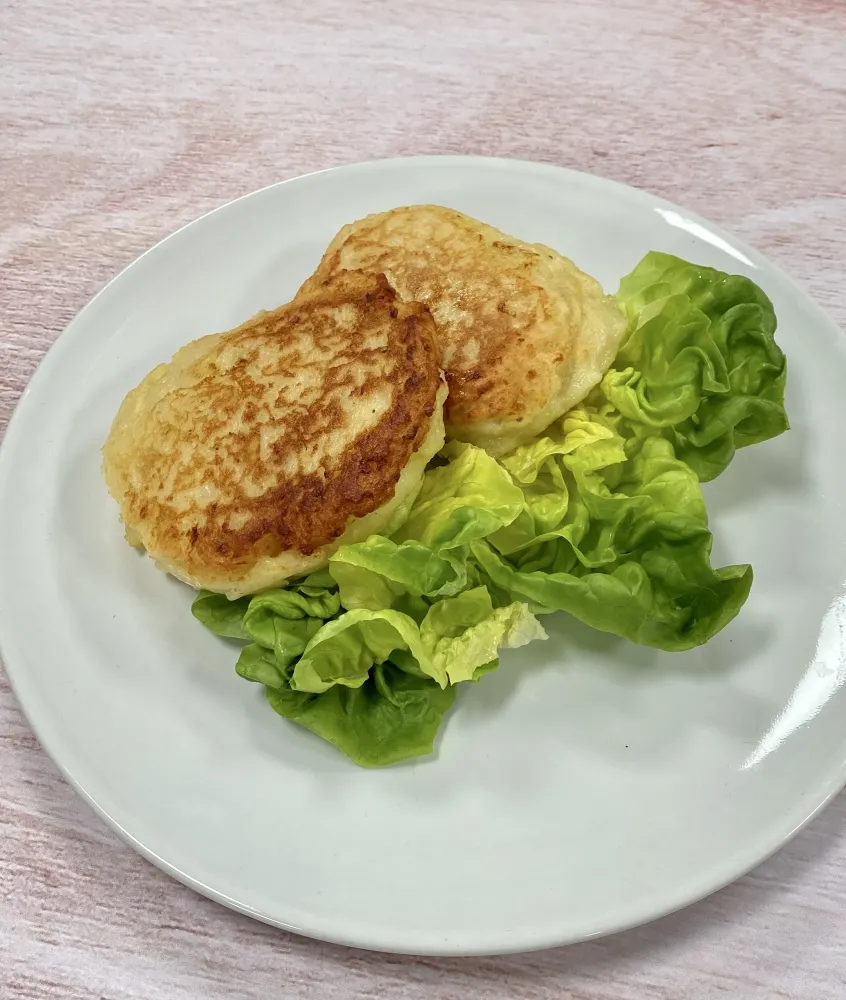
[2,2,846,997]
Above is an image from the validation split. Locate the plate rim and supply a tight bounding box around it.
[1,154,844,956]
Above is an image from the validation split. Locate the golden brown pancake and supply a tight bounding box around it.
[301,205,626,455]
[102,271,446,597]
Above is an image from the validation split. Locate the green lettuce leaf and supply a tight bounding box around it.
[605,251,788,481]
[191,591,252,639]
[236,643,455,766]
[232,588,543,765]
[191,570,339,639]
[391,441,524,549]
[266,663,457,768]
[415,587,547,684]
[481,406,752,650]
[289,608,431,693]
[285,590,545,693]
[191,575,340,650]
[327,441,524,616]
[241,586,340,668]
[329,535,467,611]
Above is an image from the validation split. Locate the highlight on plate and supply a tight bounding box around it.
[102,204,789,767]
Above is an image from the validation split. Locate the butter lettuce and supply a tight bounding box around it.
[328,536,466,612]
[328,443,523,613]
[193,576,341,666]
[194,573,544,765]
[235,589,543,767]
[604,252,788,481]
[232,588,544,692]
[264,664,457,768]
[476,406,752,650]
[235,640,455,766]
[191,591,251,639]
[415,587,546,685]
[392,440,524,549]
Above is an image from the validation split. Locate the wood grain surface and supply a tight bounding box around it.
[2,1,846,997]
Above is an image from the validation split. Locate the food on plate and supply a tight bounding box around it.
[300,205,627,455]
[102,270,446,597]
[606,251,789,481]
[103,202,789,768]
[192,239,788,766]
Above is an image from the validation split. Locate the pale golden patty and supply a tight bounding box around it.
[301,205,627,455]
[102,271,446,597]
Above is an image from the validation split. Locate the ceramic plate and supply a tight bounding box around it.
[1,157,844,956]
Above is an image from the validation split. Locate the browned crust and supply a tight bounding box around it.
[104,271,441,581]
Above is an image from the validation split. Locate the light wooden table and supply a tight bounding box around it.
[2,2,846,997]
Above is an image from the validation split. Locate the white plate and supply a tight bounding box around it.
[1,156,845,956]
